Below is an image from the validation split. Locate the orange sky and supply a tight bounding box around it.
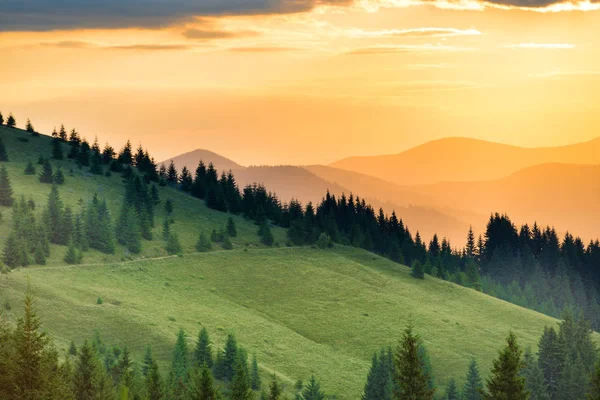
[1,1,599,165]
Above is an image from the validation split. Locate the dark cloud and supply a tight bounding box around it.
[0,0,351,31]
[182,28,260,40]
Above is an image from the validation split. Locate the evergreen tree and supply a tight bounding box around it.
[394,324,435,400]
[0,111,3,125]
[463,360,484,400]
[116,205,142,254]
[484,332,529,400]
[362,350,394,400]
[165,233,182,255]
[180,166,192,192]
[251,354,262,391]
[34,242,46,265]
[146,360,164,400]
[258,221,274,246]
[521,349,549,400]
[227,217,238,237]
[39,160,54,183]
[73,340,103,400]
[167,161,179,185]
[196,231,212,253]
[231,357,254,400]
[188,365,220,400]
[268,375,282,400]
[222,333,239,381]
[557,353,588,400]
[59,124,67,141]
[165,199,174,217]
[538,326,564,397]
[0,165,14,206]
[54,168,65,185]
[69,341,78,357]
[445,378,460,400]
[194,327,213,368]
[298,376,326,400]
[168,329,190,400]
[142,346,153,377]
[411,260,425,279]
[222,235,233,250]
[151,184,160,205]
[24,160,36,175]
[2,232,26,268]
[51,138,64,160]
[589,361,600,400]
[118,140,133,165]
[6,113,16,128]
[64,240,82,265]
[0,137,8,161]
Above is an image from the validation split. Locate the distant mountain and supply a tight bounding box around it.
[405,163,600,241]
[330,137,600,186]
[160,149,244,172]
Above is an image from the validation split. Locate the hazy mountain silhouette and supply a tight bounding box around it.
[160,148,243,172]
[406,163,600,241]
[330,137,600,186]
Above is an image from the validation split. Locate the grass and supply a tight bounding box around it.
[1,126,596,398]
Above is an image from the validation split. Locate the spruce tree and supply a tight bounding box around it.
[142,346,153,377]
[227,217,238,237]
[59,124,67,141]
[167,161,179,185]
[39,160,54,184]
[64,240,82,265]
[196,231,212,252]
[168,328,189,400]
[165,198,174,218]
[394,324,435,400]
[25,118,35,133]
[222,235,233,250]
[165,233,182,255]
[411,260,425,279]
[6,114,15,128]
[53,168,65,185]
[538,326,564,397]
[463,360,484,400]
[445,378,460,400]
[0,111,3,125]
[0,137,8,161]
[69,341,78,357]
[188,365,220,400]
[51,138,64,160]
[33,242,46,265]
[521,347,549,400]
[268,375,282,400]
[222,333,239,381]
[258,221,274,246]
[194,327,213,368]
[231,357,254,400]
[74,340,110,400]
[589,361,600,400]
[484,332,529,400]
[24,161,36,175]
[251,354,262,391]
[2,233,25,268]
[151,184,160,205]
[146,359,164,400]
[299,376,326,400]
[0,165,14,206]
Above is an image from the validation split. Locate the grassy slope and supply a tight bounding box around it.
[0,125,286,266]
[1,126,595,398]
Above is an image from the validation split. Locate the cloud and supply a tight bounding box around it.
[344,44,478,55]
[360,0,600,12]
[39,41,194,51]
[346,27,482,38]
[503,43,575,49]
[227,46,305,53]
[0,0,351,31]
[182,28,260,40]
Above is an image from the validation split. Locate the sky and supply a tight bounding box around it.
[1,0,600,165]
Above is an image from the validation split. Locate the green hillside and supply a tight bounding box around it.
[0,126,592,398]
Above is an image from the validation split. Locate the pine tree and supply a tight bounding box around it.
[0,137,8,161]
[116,205,142,254]
[146,359,164,400]
[142,346,153,377]
[69,341,78,357]
[463,360,484,400]
[251,354,262,391]
[231,357,254,400]
[0,111,3,125]
[484,332,529,400]
[267,375,281,400]
[196,231,212,252]
[222,235,233,250]
[222,333,239,381]
[538,326,564,397]
[165,233,182,255]
[188,365,220,400]
[589,361,600,400]
[411,260,425,279]
[2,233,25,268]
[521,348,549,400]
[0,165,14,206]
[39,160,54,183]
[6,113,16,128]
[194,327,213,368]
[445,378,460,400]
[258,221,274,246]
[394,324,435,400]
[168,328,189,400]
[118,140,133,165]
[74,340,110,400]
[167,161,179,185]
[299,376,326,400]
[50,138,64,160]
[58,124,67,141]
[165,198,174,217]
[64,240,82,265]
[227,217,238,237]
[151,184,160,205]
[557,353,588,400]
[24,160,36,175]
[53,168,65,185]
[34,242,46,265]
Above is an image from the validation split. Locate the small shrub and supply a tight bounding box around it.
[317,233,333,249]
[3,298,11,311]
[165,233,182,255]
[222,235,233,250]
[97,297,103,305]
[24,161,36,175]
